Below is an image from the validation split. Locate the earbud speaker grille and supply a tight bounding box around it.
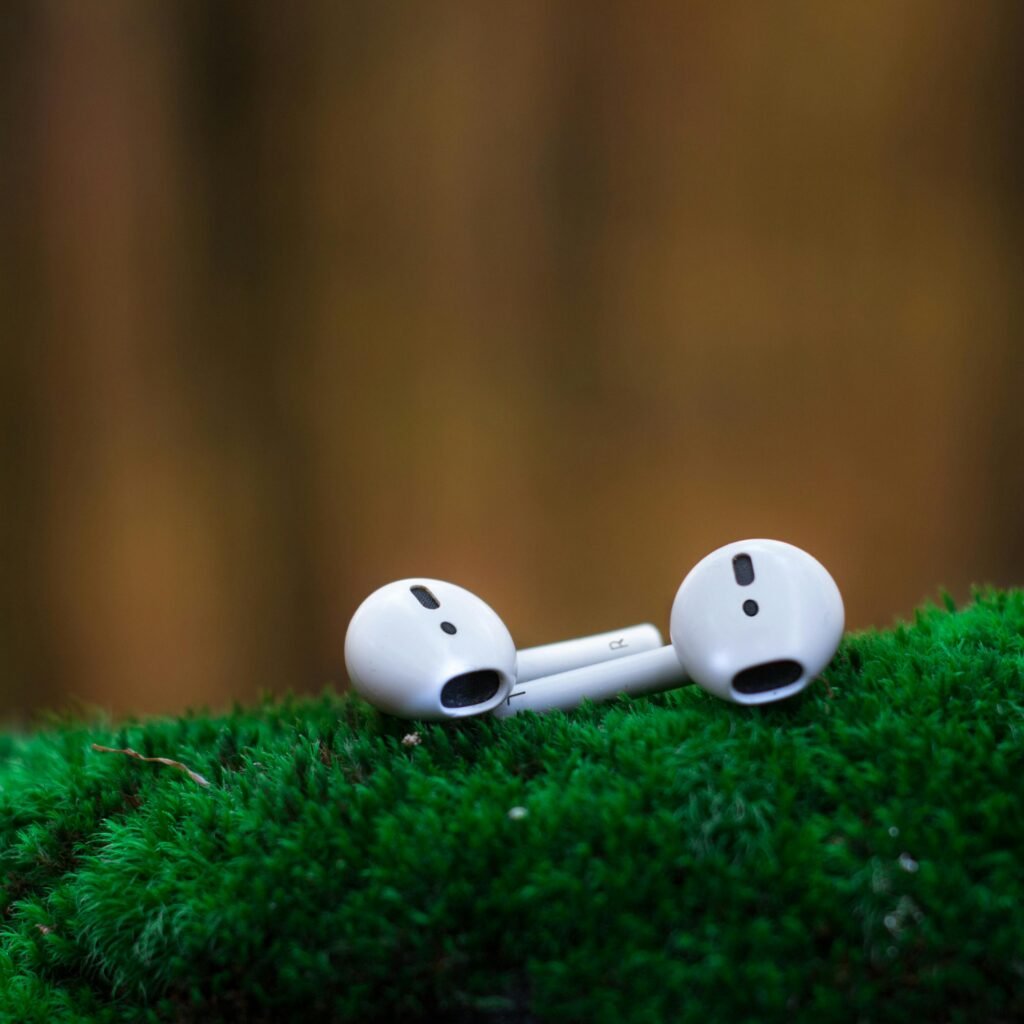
[732,659,803,694]
[440,670,501,708]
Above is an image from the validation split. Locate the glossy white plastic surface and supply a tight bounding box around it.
[670,538,845,705]
[493,538,844,716]
[517,623,663,682]
[491,645,684,718]
[345,579,517,720]
[344,579,665,720]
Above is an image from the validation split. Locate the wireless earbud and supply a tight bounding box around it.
[344,578,663,720]
[491,539,844,717]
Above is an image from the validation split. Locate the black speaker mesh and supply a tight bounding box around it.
[441,670,501,708]
[732,659,803,694]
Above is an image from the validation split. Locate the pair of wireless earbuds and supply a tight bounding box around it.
[344,538,845,721]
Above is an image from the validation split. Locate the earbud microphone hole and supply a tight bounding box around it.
[742,600,759,617]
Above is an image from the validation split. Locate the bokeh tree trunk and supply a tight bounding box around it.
[2,0,1021,718]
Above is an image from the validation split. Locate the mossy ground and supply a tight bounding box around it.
[0,591,1022,1023]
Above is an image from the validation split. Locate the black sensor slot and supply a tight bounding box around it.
[410,585,440,609]
[732,554,755,586]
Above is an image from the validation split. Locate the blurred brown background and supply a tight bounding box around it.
[1,1,1022,718]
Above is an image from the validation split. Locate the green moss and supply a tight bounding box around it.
[1,590,1022,1022]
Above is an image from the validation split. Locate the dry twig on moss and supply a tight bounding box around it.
[90,744,210,787]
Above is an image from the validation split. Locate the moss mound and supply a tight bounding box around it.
[0,591,1022,1022]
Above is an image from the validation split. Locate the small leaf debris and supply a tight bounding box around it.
[90,744,211,787]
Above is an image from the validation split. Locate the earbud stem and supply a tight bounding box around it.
[516,623,663,683]
[492,644,687,718]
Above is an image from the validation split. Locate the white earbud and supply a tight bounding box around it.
[491,539,844,717]
[344,578,663,720]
